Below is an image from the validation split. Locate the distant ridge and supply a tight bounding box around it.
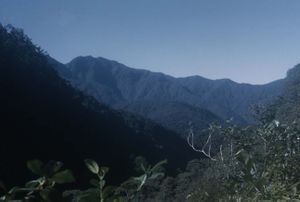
[52,55,284,135]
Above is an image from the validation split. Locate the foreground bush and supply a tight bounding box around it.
[0,158,167,202]
[1,120,299,201]
[185,120,300,201]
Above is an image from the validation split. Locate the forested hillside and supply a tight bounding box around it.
[266,64,300,124]
[0,24,299,202]
[0,24,198,189]
[52,56,283,136]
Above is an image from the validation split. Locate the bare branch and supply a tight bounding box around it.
[187,128,217,161]
[220,145,224,162]
[230,140,233,158]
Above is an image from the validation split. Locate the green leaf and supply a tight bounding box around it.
[39,188,62,201]
[100,166,109,176]
[148,172,164,180]
[44,161,63,176]
[134,174,147,191]
[134,156,149,172]
[85,159,99,174]
[27,159,43,176]
[51,169,75,184]
[25,179,42,188]
[40,189,51,201]
[90,179,99,187]
[8,186,21,194]
[150,159,167,173]
[120,179,139,190]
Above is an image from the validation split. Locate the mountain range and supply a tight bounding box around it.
[52,56,284,136]
[0,25,198,187]
[0,24,290,189]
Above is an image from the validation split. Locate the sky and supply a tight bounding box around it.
[1,0,300,84]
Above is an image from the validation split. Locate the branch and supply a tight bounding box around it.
[187,128,217,161]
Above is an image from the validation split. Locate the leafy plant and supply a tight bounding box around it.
[63,157,168,202]
[0,160,75,201]
[186,120,300,201]
[63,159,117,202]
[116,157,167,201]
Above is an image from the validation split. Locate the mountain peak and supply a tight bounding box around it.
[54,55,284,127]
[0,25,198,186]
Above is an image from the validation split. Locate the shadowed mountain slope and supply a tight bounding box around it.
[0,25,198,187]
[52,56,283,135]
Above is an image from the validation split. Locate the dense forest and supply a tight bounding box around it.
[0,24,198,191]
[0,24,299,201]
[52,55,282,135]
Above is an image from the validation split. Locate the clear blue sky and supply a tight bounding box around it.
[1,0,300,84]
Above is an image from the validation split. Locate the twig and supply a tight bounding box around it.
[187,128,217,161]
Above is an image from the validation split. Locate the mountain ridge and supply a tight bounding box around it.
[0,25,199,187]
[52,55,284,135]
[66,55,283,86]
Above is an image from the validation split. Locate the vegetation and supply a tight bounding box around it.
[1,118,299,201]
[60,54,282,130]
[1,24,300,201]
[117,119,299,201]
[0,160,75,201]
[0,23,196,188]
[0,158,167,202]
[185,121,300,201]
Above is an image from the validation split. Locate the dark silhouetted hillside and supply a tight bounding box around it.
[0,25,198,188]
[123,101,222,137]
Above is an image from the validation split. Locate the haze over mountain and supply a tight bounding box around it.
[1,0,298,84]
[52,56,284,136]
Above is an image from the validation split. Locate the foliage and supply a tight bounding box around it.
[64,159,116,202]
[0,23,196,188]
[184,120,300,201]
[0,160,74,201]
[0,157,167,202]
[1,23,300,202]
[130,120,300,201]
[1,120,299,201]
[115,157,167,201]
